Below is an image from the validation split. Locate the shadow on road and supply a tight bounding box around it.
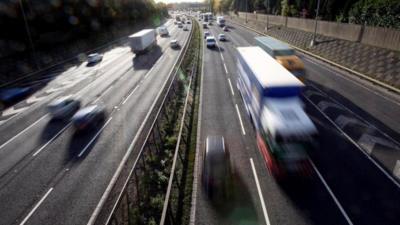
[132,45,163,70]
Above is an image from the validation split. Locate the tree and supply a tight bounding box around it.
[281,0,290,16]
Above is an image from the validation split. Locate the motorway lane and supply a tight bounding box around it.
[0,20,178,147]
[0,22,191,225]
[194,23,349,225]
[0,20,180,178]
[210,21,400,224]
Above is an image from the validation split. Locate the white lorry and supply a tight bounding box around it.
[217,16,225,27]
[129,29,157,54]
[236,46,317,179]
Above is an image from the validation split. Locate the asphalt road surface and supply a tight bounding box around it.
[0,19,192,225]
[193,20,400,225]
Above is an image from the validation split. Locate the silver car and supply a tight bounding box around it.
[87,53,103,64]
[48,97,80,120]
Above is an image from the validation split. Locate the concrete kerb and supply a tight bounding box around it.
[228,18,400,95]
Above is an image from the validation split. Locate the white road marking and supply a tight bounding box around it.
[223,63,228,74]
[33,123,71,157]
[78,117,112,157]
[220,53,225,62]
[310,160,354,225]
[235,104,246,135]
[309,83,400,148]
[1,106,28,117]
[144,55,165,79]
[0,115,47,151]
[305,59,400,107]
[227,78,235,96]
[250,158,271,225]
[26,95,46,104]
[19,188,53,225]
[122,86,139,105]
[303,96,400,188]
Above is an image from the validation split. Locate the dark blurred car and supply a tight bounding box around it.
[87,53,103,65]
[72,105,106,130]
[0,87,32,110]
[186,21,191,24]
[202,136,232,200]
[223,26,229,31]
[47,97,80,120]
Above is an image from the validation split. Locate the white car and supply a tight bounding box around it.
[206,36,216,48]
[204,31,210,39]
[218,34,226,41]
[48,97,81,120]
[170,39,179,48]
[157,26,169,36]
[183,26,189,31]
[87,53,103,64]
[177,22,183,28]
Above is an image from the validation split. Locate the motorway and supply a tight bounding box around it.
[194,20,400,225]
[0,19,192,225]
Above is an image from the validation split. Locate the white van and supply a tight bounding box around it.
[157,26,169,37]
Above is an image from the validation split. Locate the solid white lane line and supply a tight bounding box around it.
[0,115,47,151]
[227,78,235,96]
[235,104,246,135]
[250,158,271,225]
[307,82,400,147]
[78,117,112,158]
[19,188,54,225]
[304,95,400,188]
[122,86,139,105]
[33,123,71,157]
[223,63,228,74]
[304,57,400,106]
[310,160,354,225]
[144,55,166,79]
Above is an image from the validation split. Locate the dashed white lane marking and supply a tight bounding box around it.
[310,160,354,225]
[78,117,112,157]
[33,123,71,157]
[235,104,246,135]
[0,115,47,151]
[220,53,225,62]
[250,158,271,225]
[227,78,235,96]
[122,86,139,105]
[303,96,400,188]
[19,187,54,225]
[223,63,228,74]
[1,107,28,117]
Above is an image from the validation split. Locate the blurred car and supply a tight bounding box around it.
[87,53,103,64]
[223,26,229,31]
[72,105,106,130]
[204,31,210,39]
[202,22,207,28]
[206,36,216,48]
[170,39,179,48]
[186,21,191,24]
[218,34,226,41]
[48,97,80,120]
[177,22,183,28]
[202,136,232,200]
[208,21,212,26]
[0,87,32,110]
[174,21,177,24]
[157,26,169,37]
[183,26,189,31]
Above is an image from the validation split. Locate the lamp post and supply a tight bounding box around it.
[310,0,320,47]
[245,0,248,23]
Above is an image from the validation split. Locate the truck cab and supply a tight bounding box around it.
[255,36,306,83]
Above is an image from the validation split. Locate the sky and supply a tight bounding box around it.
[155,0,203,3]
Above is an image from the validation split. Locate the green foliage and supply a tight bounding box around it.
[349,0,400,28]
[281,0,290,16]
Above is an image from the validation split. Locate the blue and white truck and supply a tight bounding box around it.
[236,46,317,179]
